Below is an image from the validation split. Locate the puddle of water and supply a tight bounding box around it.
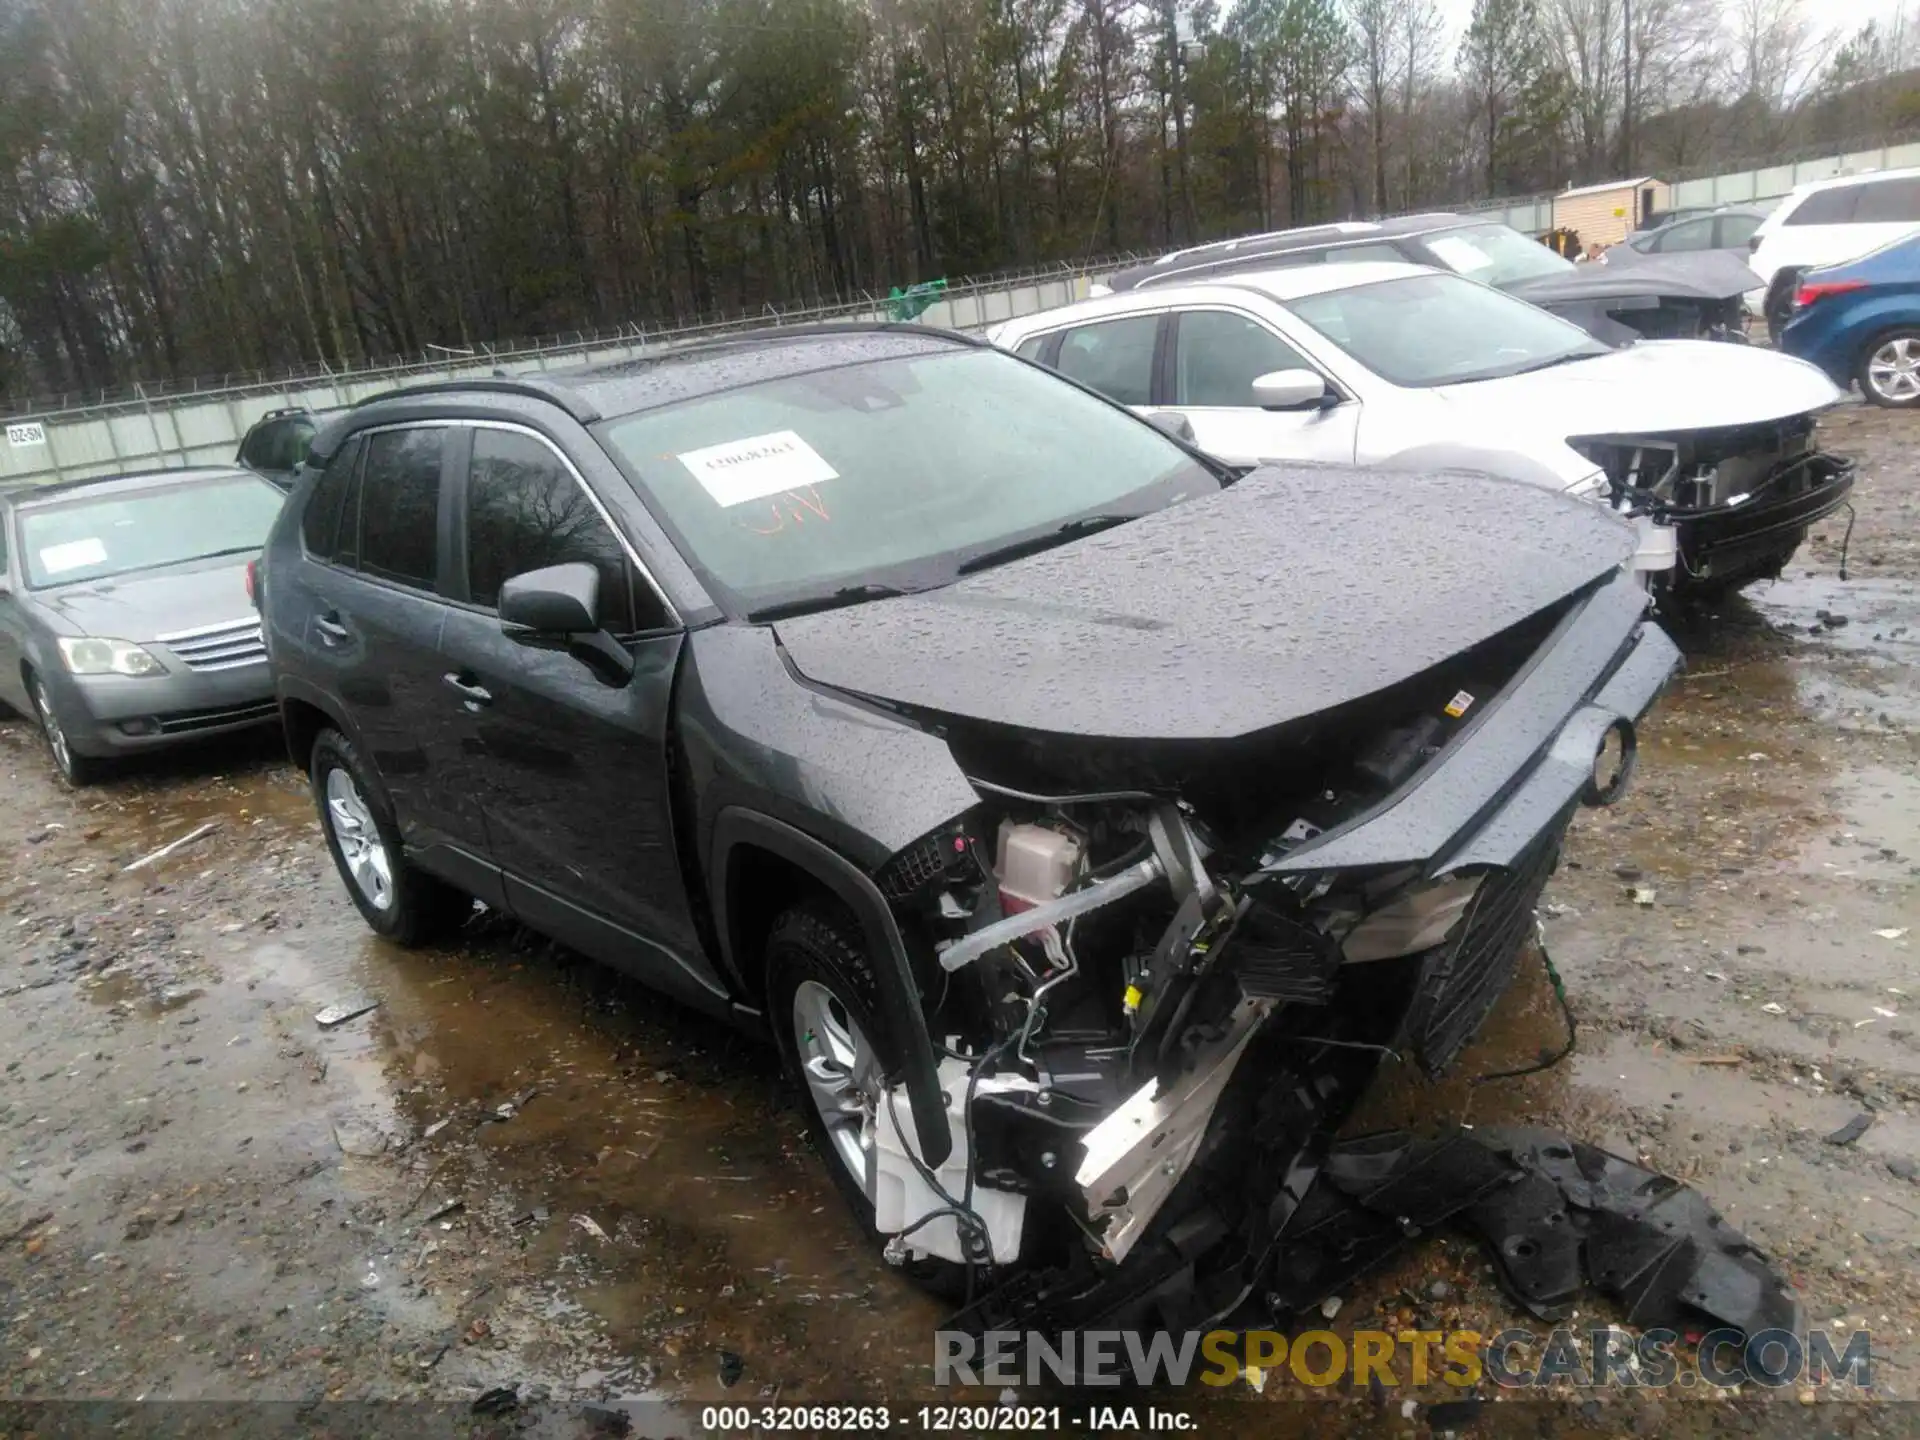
[1748,574,1920,659]
[307,925,949,1398]
[1790,765,1920,877]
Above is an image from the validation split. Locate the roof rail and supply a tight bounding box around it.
[350,376,599,424]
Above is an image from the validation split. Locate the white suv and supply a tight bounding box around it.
[1748,167,1920,337]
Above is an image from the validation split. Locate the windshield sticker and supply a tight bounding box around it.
[1425,235,1493,274]
[39,537,108,574]
[677,430,839,508]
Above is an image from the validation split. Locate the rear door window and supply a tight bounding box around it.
[302,435,364,561]
[1053,315,1160,405]
[1851,177,1920,223]
[1651,217,1715,252]
[1172,311,1315,406]
[464,428,654,633]
[1716,213,1762,248]
[356,428,445,590]
[1013,335,1049,362]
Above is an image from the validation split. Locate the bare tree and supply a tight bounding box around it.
[1728,0,1836,139]
[1548,0,1621,176]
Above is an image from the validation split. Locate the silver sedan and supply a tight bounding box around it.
[0,466,286,784]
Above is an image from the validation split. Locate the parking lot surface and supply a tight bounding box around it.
[3,402,1917,1432]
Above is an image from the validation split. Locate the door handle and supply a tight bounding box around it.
[314,614,349,644]
[443,672,493,707]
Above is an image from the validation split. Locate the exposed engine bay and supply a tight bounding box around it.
[841,583,1719,1340]
[1572,413,1857,596]
[749,463,1801,1350]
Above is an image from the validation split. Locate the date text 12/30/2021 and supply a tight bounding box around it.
[699,1405,1197,1431]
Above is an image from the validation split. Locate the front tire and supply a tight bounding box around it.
[28,671,106,786]
[1859,328,1920,408]
[309,727,468,945]
[765,904,975,1296]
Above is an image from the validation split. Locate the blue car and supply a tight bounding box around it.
[1778,231,1920,408]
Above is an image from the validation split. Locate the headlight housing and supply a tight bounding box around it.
[57,636,166,677]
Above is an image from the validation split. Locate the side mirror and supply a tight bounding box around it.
[498,560,634,686]
[1145,410,1196,444]
[1250,369,1332,411]
[499,561,600,636]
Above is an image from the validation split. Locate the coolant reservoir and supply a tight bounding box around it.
[1631,515,1678,574]
[995,821,1084,913]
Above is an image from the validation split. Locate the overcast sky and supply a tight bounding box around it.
[1427,0,1909,50]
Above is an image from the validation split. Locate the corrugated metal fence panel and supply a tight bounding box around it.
[1673,141,1920,211]
[11,133,1920,487]
[0,263,1110,488]
[1502,199,1555,233]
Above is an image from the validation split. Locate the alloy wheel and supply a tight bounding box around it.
[1868,337,1920,403]
[791,978,881,1197]
[324,766,395,912]
[32,678,74,780]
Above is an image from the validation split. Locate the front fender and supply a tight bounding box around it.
[711,807,952,1168]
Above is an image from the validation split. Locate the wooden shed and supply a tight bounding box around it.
[1552,177,1669,247]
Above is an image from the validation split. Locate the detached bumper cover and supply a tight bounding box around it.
[1266,569,1680,878]
[1269,1127,1803,1340]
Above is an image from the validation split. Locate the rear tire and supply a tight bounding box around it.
[1858,328,1920,408]
[309,727,469,945]
[27,671,107,786]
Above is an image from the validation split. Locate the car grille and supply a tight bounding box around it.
[1402,828,1563,1076]
[156,616,267,672]
[153,700,279,735]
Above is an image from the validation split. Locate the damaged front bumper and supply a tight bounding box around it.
[1670,451,1856,590]
[1572,421,1857,595]
[866,569,1694,1340]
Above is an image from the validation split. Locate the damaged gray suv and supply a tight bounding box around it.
[259,325,1686,1333]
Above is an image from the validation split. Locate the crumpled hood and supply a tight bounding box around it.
[772,465,1634,742]
[38,555,255,643]
[1508,249,1763,304]
[1434,340,1845,437]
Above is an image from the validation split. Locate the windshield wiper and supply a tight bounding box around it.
[747,583,917,622]
[955,513,1140,576]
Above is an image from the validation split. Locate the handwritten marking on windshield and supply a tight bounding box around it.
[740,486,833,537]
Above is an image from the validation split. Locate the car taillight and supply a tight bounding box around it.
[1794,279,1867,309]
[245,559,258,607]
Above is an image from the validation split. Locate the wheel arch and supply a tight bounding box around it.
[710,807,951,1167]
[275,677,363,775]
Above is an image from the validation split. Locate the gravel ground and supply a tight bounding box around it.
[2,402,1916,1436]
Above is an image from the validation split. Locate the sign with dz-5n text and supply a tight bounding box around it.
[6,421,47,448]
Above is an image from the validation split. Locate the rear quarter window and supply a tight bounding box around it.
[1784,187,1861,226]
[302,435,364,561]
[1851,177,1920,223]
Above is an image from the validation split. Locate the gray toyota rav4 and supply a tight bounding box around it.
[259,324,1680,1329]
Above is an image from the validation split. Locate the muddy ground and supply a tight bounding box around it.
[2,402,1917,1437]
